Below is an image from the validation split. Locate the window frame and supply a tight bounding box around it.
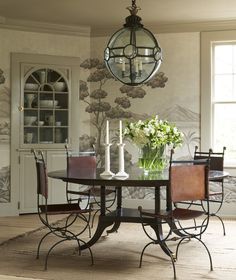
[201,30,236,168]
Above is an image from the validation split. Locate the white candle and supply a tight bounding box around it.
[139,60,143,71]
[122,60,125,72]
[106,120,109,144]
[135,60,139,73]
[119,120,123,144]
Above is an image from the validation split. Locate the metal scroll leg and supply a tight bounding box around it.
[80,217,114,250]
[107,186,122,235]
[106,220,121,235]
[150,223,175,259]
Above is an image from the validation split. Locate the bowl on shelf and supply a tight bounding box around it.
[24,116,37,126]
[53,82,66,92]
[24,83,39,91]
[37,121,44,126]
[39,100,59,108]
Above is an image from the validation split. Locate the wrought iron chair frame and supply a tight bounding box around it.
[32,149,93,270]
[138,150,213,279]
[65,145,117,229]
[194,145,226,235]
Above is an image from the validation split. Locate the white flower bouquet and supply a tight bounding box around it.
[124,115,183,172]
[124,115,183,149]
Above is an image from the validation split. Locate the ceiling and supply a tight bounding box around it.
[1,0,236,35]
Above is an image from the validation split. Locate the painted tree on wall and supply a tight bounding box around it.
[79,58,168,164]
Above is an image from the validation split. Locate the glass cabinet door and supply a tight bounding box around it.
[23,67,69,145]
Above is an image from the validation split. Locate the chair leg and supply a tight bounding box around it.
[91,209,100,229]
[201,190,226,236]
[175,237,187,261]
[164,244,177,280]
[44,228,94,270]
[211,214,226,236]
[36,231,53,259]
[194,218,197,230]
[139,241,155,268]
[77,213,92,238]
[176,236,213,272]
[78,239,94,265]
[66,228,94,265]
[194,236,213,271]
[139,241,176,279]
[44,238,67,270]
[200,214,226,239]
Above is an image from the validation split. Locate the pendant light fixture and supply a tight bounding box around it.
[104,0,162,86]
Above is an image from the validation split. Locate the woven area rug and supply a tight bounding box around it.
[0,218,236,280]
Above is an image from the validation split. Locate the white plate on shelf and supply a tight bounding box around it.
[39,105,61,109]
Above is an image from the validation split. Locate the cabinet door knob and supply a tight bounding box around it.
[18,105,24,112]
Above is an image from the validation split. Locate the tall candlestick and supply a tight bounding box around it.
[119,120,123,144]
[100,143,115,177]
[106,120,109,144]
[114,143,129,178]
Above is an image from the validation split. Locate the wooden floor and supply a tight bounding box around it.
[0,214,65,280]
[0,214,65,245]
[0,214,235,280]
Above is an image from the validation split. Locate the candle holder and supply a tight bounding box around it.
[100,143,115,177]
[114,143,129,178]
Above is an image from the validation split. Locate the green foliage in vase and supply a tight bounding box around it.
[138,145,167,172]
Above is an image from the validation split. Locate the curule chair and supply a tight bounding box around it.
[138,149,213,279]
[65,145,117,229]
[194,145,227,235]
[32,149,93,270]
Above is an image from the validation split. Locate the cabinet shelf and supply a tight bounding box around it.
[39,126,69,128]
[23,67,69,145]
[24,90,38,93]
[24,108,68,111]
[24,90,69,94]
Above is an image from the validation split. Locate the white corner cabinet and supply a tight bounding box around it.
[11,53,80,214]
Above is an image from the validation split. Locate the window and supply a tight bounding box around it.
[212,44,236,165]
[201,31,236,167]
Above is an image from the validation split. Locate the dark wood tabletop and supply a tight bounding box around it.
[48,166,228,187]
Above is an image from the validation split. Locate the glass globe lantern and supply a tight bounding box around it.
[104,0,162,86]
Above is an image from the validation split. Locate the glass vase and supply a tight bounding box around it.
[138,144,167,174]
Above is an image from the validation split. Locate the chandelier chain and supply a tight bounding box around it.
[127,0,140,15]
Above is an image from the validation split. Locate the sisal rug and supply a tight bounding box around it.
[0,218,236,280]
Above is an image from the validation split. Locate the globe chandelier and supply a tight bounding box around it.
[104,0,162,86]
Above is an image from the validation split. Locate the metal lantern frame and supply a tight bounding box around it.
[104,0,162,86]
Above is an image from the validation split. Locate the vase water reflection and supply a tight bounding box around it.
[138,144,166,174]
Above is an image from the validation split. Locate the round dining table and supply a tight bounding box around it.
[48,166,229,256]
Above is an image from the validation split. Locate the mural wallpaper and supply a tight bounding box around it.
[78,58,236,201]
[79,58,168,168]
[0,55,235,208]
[0,68,10,203]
